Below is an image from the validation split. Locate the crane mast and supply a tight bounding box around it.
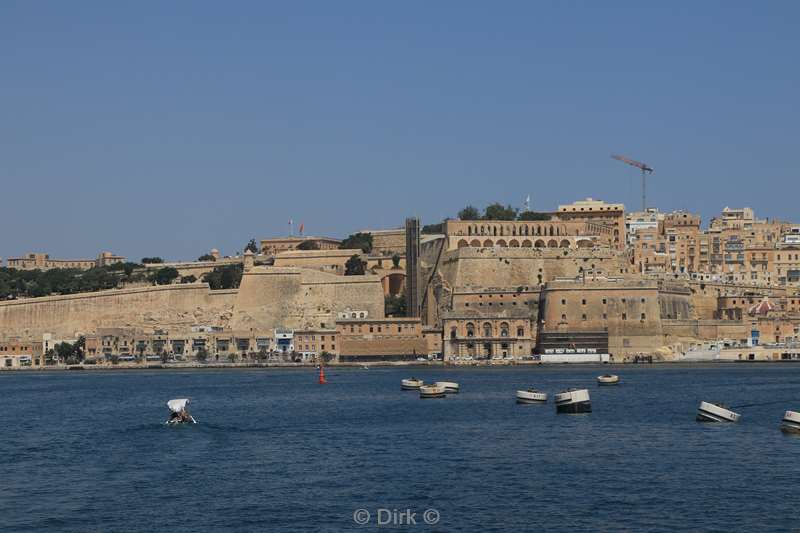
[611,154,654,211]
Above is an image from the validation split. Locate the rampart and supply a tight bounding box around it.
[231,267,385,331]
[0,284,236,338]
[437,247,632,288]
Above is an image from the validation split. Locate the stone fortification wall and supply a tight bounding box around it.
[339,337,428,357]
[540,280,663,356]
[369,229,407,255]
[662,319,749,350]
[273,249,362,273]
[0,284,236,338]
[143,257,242,278]
[438,247,631,289]
[231,267,385,332]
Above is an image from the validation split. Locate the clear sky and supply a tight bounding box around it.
[2,1,798,262]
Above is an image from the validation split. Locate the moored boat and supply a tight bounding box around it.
[435,381,460,394]
[597,374,620,385]
[516,389,548,404]
[780,410,800,433]
[696,401,740,423]
[401,378,424,390]
[419,384,446,399]
[554,388,591,413]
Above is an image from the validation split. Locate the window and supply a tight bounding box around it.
[517,327,524,337]
[641,313,646,320]
[582,314,587,321]
[602,299,607,305]
[622,313,627,320]
[582,299,587,305]
[603,313,607,320]
[561,299,566,305]
[561,314,567,321]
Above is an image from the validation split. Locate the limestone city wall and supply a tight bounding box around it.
[0,284,236,339]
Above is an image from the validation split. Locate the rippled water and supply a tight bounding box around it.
[1,364,799,532]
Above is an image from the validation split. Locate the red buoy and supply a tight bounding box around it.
[318,365,327,384]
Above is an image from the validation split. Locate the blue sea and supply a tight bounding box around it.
[1,364,799,532]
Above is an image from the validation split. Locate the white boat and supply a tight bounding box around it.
[780,410,800,434]
[554,388,591,413]
[597,374,620,385]
[696,401,740,423]
[419,384,446,399]
[401,378,424,390]
[435,381,460,394]
[516,389,548,404]
[165,398,196,424]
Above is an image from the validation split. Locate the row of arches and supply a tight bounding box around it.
[457,322,524,339]
[465,224,570,237]
[457,238,594,249]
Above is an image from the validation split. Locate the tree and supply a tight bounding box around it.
[180,275,197,284]
[340,232,373,253]
[422,222,444,234]
[244,239,259,254]
[141,257,164,264]
[345,254,366,276]
[203,264,243,290]
[391,254,401,268]
[458,206,480,221]
[195,347,208,362]
[517,211,551,221]
[151,267,180,285]
[257,347,269,362]
[483,203,517,220]
[385,294,407,316]
[122,263,139,277]
[297,240,320,251]
[197,254,216,262]
[55,336,85,364]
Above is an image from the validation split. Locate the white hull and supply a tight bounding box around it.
[554,388,591,413]
[435,381,459,394]
[696,401,740,423]
[597,374,619,385]
[401,379,424,390]
[516,389,547,403]
[780,410,800,433]
[420,385,446,399]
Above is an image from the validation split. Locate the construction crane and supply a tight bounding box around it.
[611,154,653,212]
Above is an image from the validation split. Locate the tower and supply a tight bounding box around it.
[405,217,421,318]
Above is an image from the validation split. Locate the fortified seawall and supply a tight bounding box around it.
[0,266,387,339]
[0,284,236,338]
[231,266,385,331]
[437,247,631,288]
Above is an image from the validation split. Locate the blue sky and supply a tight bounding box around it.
[2,1,798,262]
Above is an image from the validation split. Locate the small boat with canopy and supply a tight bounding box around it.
[166,398,196,425]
